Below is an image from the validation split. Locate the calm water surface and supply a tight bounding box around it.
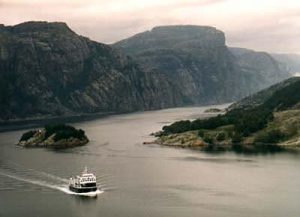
[0,105,300,217]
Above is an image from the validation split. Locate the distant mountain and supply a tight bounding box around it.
[229,47,290,86]
[115,26,291,105]
[271,53,300,74]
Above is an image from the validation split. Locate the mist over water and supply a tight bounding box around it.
[0,104,300,217]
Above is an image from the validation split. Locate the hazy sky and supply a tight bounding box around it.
[1,0,300,53]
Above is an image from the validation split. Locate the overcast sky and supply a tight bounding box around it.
[1,0,300,53]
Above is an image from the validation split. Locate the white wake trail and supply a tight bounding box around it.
[0,171,64,191]
[0,163,104,197]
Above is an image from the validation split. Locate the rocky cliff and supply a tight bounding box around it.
[0,22,292,121]
[0,21,153,120]
[229,47,291,89]
[115,26,291,105]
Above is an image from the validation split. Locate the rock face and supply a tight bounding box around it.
[229,47,291,89]
[0,22,292,121]
[0,21,149,120]
[153,131,207,148]
[115,26,291,106]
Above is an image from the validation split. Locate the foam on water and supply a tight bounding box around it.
[0,171,63,190]
[58,187,103,197]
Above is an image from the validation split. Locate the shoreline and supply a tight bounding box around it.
[144,130,300,154]
[0,103,231,133]
[0,111,116,132]
[145,138,300,154]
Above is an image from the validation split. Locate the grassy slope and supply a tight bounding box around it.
[157,109,300,151]
[228,77,300,110]
[253,110,300,147]
[158,77,300,150]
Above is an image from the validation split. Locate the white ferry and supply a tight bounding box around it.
[69,167,97,193]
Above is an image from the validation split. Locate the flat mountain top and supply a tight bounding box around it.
[114,25,225,55]
[0,21,74,35]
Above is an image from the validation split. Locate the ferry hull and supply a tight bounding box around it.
[69,185,97,193]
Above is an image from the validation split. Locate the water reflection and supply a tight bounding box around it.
[0,104,300,217]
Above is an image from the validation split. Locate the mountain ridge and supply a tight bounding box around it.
[114,25,291,105]
[0,21,150,120]
[0,22,292,122]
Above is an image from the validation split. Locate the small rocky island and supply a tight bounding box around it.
[204,108,223,113]
[18,124,89,148]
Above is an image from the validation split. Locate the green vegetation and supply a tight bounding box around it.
[160,79,300,149]
[198,130,205,137]
[230,107,273,136]
[216,132,226,141]
[20,130,37,142]
[231,132,242,144]
[203,134,213,144]
[162,106,273,140]
[263,79,300,111]
[162,120,192,134]
[18,123,88,148]
[45,124,86,142]
[255,129,286,144]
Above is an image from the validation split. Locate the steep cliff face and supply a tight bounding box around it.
[115,26,239,105]
[0,21,151,120]
[0,22,292,121]
[115,26,291,105]
[229,47,291,89]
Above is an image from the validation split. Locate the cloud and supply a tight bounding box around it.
[0,0,299,53]
[225,8,300,53]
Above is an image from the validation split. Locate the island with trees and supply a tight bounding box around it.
[18,124,89,148]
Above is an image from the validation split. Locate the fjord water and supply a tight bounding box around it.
[0,105,299,217]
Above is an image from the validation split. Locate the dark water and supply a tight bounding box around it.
[0,105,300,217]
